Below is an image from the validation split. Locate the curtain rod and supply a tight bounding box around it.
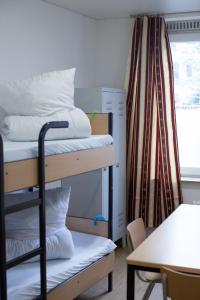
[130,11,200,19]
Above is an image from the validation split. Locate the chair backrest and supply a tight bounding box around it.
[161,267,200,300]
[127,218,146,251]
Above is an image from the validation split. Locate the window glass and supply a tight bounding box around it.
[171,42,200,176]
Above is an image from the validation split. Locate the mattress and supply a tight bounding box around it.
[3,135,113,163]
[7,231,116,300]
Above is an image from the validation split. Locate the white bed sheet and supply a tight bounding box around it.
[3,135,113,163]
[7,231,116,300]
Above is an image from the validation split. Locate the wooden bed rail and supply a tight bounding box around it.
[87,113,110,135]
[66,216,109,238]
[48,252,114,300]
[4,146,114,193]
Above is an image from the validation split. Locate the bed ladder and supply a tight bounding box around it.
[0,121,69,300]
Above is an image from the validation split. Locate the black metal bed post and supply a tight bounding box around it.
[38,121,68,300]
[108,113,113,293]
[0,135,7,300]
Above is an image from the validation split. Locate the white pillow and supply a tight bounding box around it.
[5,187,74,262]
[0,68,76,117]
[6,228,73,263]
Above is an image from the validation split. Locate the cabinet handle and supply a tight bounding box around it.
[116,163,120,168]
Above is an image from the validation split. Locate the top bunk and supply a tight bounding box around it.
[2,114,115,193]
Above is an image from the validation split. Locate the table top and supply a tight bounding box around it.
[127,204,200,274]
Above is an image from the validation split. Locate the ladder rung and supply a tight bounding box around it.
[6,247,41,269]
[5,198,41,215]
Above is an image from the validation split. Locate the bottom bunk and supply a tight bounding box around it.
[7,231,116,300]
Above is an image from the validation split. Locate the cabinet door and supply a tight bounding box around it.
[102,91,126,241]
[113,163,126,241]
[113,102,126,241]
[102,91,124,162]
[101,167,109,220]
[102,91,116,113]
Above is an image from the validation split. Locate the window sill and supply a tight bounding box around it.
[181,177,200,183]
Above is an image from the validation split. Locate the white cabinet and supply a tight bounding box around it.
[63,88,126,242]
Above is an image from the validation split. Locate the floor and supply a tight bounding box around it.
[77,248,163,300]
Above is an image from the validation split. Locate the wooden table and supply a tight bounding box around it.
[126,204,200,299]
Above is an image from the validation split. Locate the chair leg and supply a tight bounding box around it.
[142,282,155,300]
[108,272,113,292]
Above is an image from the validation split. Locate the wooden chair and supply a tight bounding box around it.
[161,266,200,300]
[127,218,161,300]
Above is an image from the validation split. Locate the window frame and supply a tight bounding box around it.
[169,32,200,179]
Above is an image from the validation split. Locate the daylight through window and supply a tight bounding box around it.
[171,41,200,177]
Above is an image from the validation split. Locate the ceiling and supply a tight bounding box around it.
[43,0,200,19]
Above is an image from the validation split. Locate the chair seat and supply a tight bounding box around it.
[144,271,161,281]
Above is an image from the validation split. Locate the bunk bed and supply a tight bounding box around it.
[0,113,115,300]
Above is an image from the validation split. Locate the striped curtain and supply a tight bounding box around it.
[127,16,182,227]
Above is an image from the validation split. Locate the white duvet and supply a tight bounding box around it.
[1,108,91,141]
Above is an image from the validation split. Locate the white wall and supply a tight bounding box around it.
[0,1,132,89]
[0,0,96,87]
[95,18,133,89]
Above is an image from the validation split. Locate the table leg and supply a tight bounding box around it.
[127,264,135,300]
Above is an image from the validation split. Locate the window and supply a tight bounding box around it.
[170,40,200,177]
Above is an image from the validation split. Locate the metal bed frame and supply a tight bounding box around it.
[0,114,114,300]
